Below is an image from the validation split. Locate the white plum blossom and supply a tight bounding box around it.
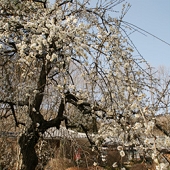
[50,53,58,62]
[121,168,126,170]
[120,150,125,157]
[112,162,118,168]
[93,162,98,166]
[156,163,169,170]
[117,146,123,151]
[133,122,142,130]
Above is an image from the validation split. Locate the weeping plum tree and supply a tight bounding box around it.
[0,0,170,169]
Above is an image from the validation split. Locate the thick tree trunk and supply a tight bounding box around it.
[19,126,39,170]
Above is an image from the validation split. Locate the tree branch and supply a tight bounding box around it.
[0,100,25,126]
[34,60,51,111]
[58,0,73,7]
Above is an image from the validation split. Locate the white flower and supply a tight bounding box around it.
[120,150,125,157]
[68,84,75,90]
[132,87,137,92]
[164,136,170,146]
[50,53,58,61]
[97,34,102,39]
[121,167,126,170]
[26,93,30,97]
[97,111,103,117]
[134,114,140,118]
[46,54,50,60]
[67,56,71,62]
[133,122,142,130]
[33,90,39,94]
[144,138,154,145]
[124,62,129,68]
[127,86,131,92]
[18,58,26,63]
[102,158,106,162]
[122,51,127,56]
[32,108,36,112]
[127,47,133,52]
[148,121,155,129]
[117,146,123,151]
[93,162,97,166]
[92,147,95,152]
[112,162,117,167]
[77,100,84,105]
[151,152,157,159]
[156,163,168,170]
[73,18,77,23]
[107,111,113,116]
[36,123,40,127]
[3,23,9,30]
[131,103,138,110]
[30,43,37,49]
[57,85,63,90]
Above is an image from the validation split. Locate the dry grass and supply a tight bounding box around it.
[65,166,105,170]
[130,162,156,170]
[66,168,88,170]
[0,137,19,170]
[44,157,74,170]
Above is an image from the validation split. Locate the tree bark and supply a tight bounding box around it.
[18,99,65,170]
[18,60,51,170]
[19,125,39,170]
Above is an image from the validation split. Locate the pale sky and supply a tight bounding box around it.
[49,0,170,68]
[123,0,170,68]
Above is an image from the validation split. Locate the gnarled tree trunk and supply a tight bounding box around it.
[19,125,39,170]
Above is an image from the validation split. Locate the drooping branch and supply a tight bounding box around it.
[0,100,25,126]
[58,0,73,7]
[8,102,19,127]
[65,91,106,114]
[155,123,170,137]
[80,124,95,146]
[64,91,107,135]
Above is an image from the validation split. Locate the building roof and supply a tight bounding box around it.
[44,126,87,139]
